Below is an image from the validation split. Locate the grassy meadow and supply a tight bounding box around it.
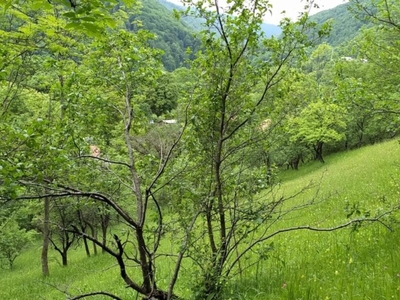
[1,139,400,299]
[226,139,400,299]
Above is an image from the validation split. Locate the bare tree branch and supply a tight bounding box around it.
[77,155,131,168]
[13,181,139,229]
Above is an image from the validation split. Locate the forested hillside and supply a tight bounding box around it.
[0,0,399,300]
[93,0,283,70]
[309,1,369,46]
[159,0,282,37]
[128,0,199,70]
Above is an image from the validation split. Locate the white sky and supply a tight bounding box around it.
[165,0,349,25]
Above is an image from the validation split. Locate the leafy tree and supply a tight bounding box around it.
[334,0,400,148]
[171,0,338,298]
[0,220,35,269]
[287,100,347,163]
[3,0,129,36]
[147,72,179,116]
[350,0,400,97]
[264,71,317,169]
[1,21,182,298]
[36,198,79,266]
[304,43,336,89]
[335,57,398,147]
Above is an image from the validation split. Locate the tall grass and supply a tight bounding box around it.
[1,139,399,299]
[0,244,137,299]
[227,139,400,299]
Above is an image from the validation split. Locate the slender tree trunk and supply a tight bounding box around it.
[83,235,90,257]
[41,197,50,276]
[290,154,301,170]
[100,213,109,254]
[77,210,91,257]
[357,118,366,148]
[265,152,272,184]
[86,222,98,255]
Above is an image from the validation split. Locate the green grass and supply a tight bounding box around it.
[0,244,137,299]
[1,139,399,299]
[226,139,400,299]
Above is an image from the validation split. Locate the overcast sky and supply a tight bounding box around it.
[165,0,349,24]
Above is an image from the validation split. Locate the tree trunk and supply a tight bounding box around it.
[61,252,68,266]
[86,222,98,255]
[83,235,90,257]
[290,154,301,170]
[264,152,272,184]
[100,213,110,253]
[314,141,325,163]
[41,197,50,276]
[77,210,90,257]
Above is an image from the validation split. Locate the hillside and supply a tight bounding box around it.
[159,0,282,37]
[1,139,399,299]
[134,0,366,70]
[126,0,367,70]
[309,1,369,46]
[125,0,199,71]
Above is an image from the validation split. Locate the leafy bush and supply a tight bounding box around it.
[0,220,35,269]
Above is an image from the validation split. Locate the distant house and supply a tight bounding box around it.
[341,56,354,61]
[160,119,177,124]
[341,56,368,63]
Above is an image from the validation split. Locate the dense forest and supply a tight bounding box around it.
[0,0,399,299]
[133,0,200,71]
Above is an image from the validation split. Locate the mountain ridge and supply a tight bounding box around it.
[308,1,369,46]
[158,0,283,37]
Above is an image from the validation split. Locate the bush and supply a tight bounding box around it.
[0,220,35,269]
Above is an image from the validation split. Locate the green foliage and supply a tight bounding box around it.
[289,100,346,144]
[1,0,135,36]
[127,0,200,71]
[287,100,347,162]
[159,0,282,38]
[0,140,399,298]
[1,0,400,299]
[0,220,35,269]
[333,0,400,147]
[173,0,336,297]
[146,72,179,116]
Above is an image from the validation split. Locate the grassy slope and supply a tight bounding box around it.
[228,139,400,299]
[1,139,399,299]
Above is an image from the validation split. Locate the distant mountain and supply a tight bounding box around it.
[158,0,282,37]
[308,2,369,46]
[158,0,204,31]
[133,0,369,71]
[260,23,282,37]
